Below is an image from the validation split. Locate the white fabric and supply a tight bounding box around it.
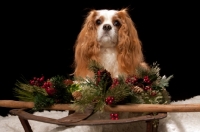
[158,96,200,132]
[0,96,200,132]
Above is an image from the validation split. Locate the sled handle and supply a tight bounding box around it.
[1,100,200,112]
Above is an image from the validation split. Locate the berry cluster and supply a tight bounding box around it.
[125,76,138,85]
[110,113,118,120]
[29,75,55,96]
[144,85,156,96]
[144,85,151,91]
[105,96,114,105]
[143,76,151,84]
[110,78,119,88]
[43,80,56,95]
[29,76,45,86]
[125,75,157,96]
[125,75,152,85]
[150,90,157,96]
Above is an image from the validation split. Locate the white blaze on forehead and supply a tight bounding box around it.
[96,10,118,23]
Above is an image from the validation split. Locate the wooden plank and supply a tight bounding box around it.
[104,104,200,112]
[18,116,33,132]
[2,100,200,112]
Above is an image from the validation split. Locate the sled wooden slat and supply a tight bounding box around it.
[1,100,200,132]
[18,116,33,132]
[1,100,200,112]
[104,103,200,112]
[9,109,167,132]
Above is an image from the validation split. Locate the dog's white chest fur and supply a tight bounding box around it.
[99,48,119,78]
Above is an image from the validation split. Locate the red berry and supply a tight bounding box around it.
[97,70,102,76]
[144,86,151,91]
[143,76,151,84]
[39,76,44,82]
[30,80,35,85]
[125,76,138,85]
[114,113,118,117]
[45,88,56,95]
[110,113,119,120]
[151,91,157,96]
[111,78,120,88]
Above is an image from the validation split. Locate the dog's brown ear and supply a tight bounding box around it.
[117,9,144,76]
[73,10,99,78]
[75,10,97,47]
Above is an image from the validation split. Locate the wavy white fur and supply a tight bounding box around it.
[0,96,200,132]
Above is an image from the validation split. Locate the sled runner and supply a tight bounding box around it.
[9,108,167,132]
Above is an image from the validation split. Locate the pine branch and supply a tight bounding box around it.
[13,88,34,101]
[33,93,55,111]
[50,75,71,103]
[14,81,47,102]
[135,64,150,78]
[15,81,47,95]
[106,83,132,104]
[88,60,103,73]
[161,89,171,104]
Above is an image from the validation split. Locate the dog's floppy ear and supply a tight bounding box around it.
[75,10,97,46]
[73,10,100,77]
[117,8,144,75]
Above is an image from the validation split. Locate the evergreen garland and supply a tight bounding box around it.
[13,60,173,112]
[71,61,173,112]
[14,75,77,111]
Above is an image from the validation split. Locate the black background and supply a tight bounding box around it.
[1,1,199,116]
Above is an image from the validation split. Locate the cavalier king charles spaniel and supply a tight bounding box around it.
[74,8,148,78]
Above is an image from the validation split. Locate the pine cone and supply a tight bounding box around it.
[96,69,112,89]
[72,91,82,100]
[63,79,73,86]
[132,86,144,93]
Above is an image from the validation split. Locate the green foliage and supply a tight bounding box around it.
[50,75,73,103]
[106,79,132,104]
[33,93,55,111]
[72,78,104,112]
[140,91,164,104]
[88,60,104,73]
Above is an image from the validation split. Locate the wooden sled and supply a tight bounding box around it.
[9,108,167,132]
[1,100,200,132]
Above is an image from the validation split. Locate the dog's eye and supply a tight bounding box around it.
[96,19,101,25]
[113,20,120,27]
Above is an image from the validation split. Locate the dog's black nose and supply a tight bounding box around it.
[103,24,112,31]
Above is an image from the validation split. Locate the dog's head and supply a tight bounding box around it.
[74,8,145,78]
[95,9,120,48]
